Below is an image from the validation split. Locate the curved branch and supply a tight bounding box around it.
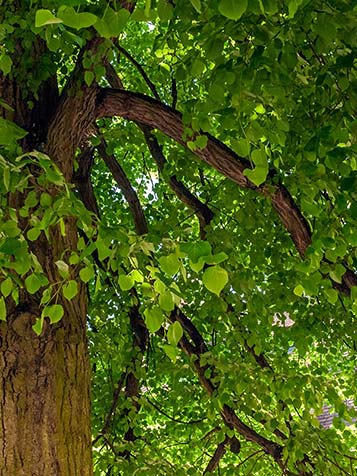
[203,436,229,474]
[96,88,357,292]
[167,311,285,467]
[96,89,309,250]
[102,61,214,238]
[146,398,206,425]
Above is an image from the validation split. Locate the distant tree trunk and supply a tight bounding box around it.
[0,55,94,475]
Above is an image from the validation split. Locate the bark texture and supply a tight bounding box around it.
[0,301,91,476]
[0,37,97,475]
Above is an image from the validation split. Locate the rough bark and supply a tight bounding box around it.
[0,38,97,476]
[0,299,92,476]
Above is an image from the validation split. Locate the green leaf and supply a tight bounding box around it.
[118,274,134,291]
[293,284,304,297]
[0,118,27,145]
[162,344,178,362]
[27,227,41,241]
[167,321,183,346]
[0,54,12,75]
[58,7,97,30]
[25,273,47,294]
[43,304,64,324]
[94,7,130,38]
[159,254,180,276]
[3,166,10,190]
[40,288,52,305]
[32,317,43,335]
[131,270,144,283]
[0,296,6,321]
[55,260,69,278]
[324,288,338,304]
[159,290,175,312]
[243,149,269,186]
[0,238,23,255]
[62,280,78,300]
[79,266,94,283]
[84,70,94,86]
[288,0,304,18]
[157,0,174,21]
[35,9,63,27]
[180,241,211,263]
[2,220,20,237]
[40,193,52,207]
[144,306,164,333]
[232,138,250,157]
[218,0,248,20]
[1,278,13,298]
[195,134,208,148]
[202,266,228,296]
[189,0,201,13]
[205,252,229,265]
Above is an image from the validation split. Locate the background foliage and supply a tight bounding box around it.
[1,0,357,474]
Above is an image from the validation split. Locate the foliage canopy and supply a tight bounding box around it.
[1,0,357,475]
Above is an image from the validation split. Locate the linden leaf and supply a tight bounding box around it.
[202,266,228,296]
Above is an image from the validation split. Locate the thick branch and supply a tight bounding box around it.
[96,88,357,292]
[96,89,309,250]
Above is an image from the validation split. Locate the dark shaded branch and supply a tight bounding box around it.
[203,436,229,474]
[142,127,214,238]
[103,58,123,89]
[92,371,127,445]
[171,77,178,109]
[97,141,148,235]
[119,0,136,13]
[102,61,214,238]
[167,310,285,467]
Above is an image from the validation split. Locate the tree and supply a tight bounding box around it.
[0,0,356,475]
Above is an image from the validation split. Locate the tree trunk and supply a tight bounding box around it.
[0,67,94,474]
[0,311,92,476]
[0,237,93,476]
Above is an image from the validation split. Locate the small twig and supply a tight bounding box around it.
[115,40,161,101]
[171,76,177,109]
[236,450,264,470]
[146,397,206,425]
[92,371,127,445]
